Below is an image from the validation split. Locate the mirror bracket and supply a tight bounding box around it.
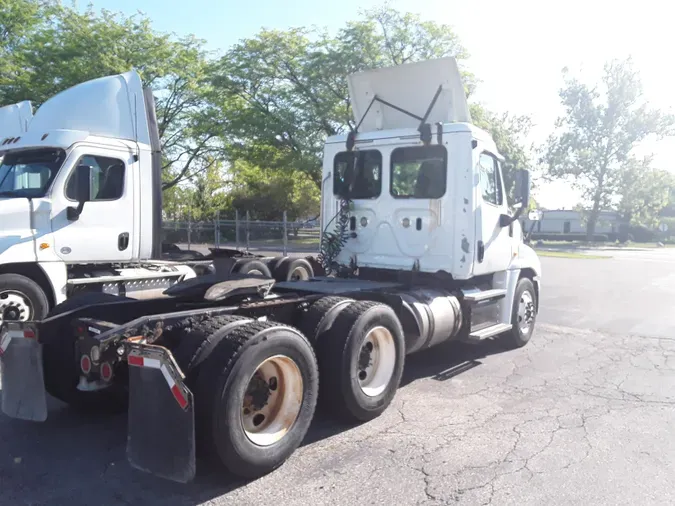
[67,201,85,221]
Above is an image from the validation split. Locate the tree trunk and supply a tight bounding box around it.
[586,200,601,242]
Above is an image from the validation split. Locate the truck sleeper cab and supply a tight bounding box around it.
[0,57,541,485]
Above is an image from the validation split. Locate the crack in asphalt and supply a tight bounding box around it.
[2,323,675,506]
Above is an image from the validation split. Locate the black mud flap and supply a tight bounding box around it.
[0,322,47,422]
[126,343,196,483]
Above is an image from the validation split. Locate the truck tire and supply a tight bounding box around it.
[169,315,252,377]
[42,292,133,411]
[193,320,319,479]
[233,259,272,278]
[297,296,354,344]
[506,277,537,348]
[267,256,287,276]
[273,258,314,282]
[315,300,405,423]
[0,273,50,323]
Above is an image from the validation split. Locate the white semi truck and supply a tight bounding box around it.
[0,79,310,325]
[0,57,541,484]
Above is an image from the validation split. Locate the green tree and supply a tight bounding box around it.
[471,105,534,202]
[542,58,675,240]
[224,161,320,221]
[0,1,219,190]
[617,159,675,227]
[209,6,472,184]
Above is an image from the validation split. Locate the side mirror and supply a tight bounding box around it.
[514,169,531,208]
[528,210,543,221]
[499,169,531,228]
[67,164,91,221]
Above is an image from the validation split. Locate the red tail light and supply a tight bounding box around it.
[100,362,113,382]
[80,355,92,374]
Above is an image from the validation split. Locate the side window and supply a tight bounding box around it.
[390,145,447,199]
[477,153,503,206]
[333,150,382,199]
[65,155,125,201]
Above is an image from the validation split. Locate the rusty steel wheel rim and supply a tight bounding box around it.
[241,355,304,446]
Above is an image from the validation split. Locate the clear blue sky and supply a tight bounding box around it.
[79,0,675,209]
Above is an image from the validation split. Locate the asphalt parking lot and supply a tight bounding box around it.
[1,249,674,505]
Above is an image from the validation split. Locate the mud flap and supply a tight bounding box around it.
[0,323,47,422]
[126,343,196,483]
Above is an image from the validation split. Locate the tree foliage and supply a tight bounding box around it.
[617,159,675,227]
[1,1,538,222]
[224,161,320,221]
[542,58,675,238]
[0,1,219,190]
[471,105,534,201]
[209,6,474,185]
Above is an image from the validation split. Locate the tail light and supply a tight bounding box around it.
[80,355,92,374]
[100,362,113,382]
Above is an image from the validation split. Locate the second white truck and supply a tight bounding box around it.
[0,80,309,324]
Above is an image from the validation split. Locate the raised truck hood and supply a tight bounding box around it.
[0,198,36,262]
[347,56,471,132]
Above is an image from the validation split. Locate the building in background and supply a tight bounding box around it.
[521,209,626,238]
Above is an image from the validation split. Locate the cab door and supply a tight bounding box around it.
[473,150,512,275]
[50,146,136,262]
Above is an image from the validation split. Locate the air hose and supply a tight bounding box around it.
[317,197,351,275]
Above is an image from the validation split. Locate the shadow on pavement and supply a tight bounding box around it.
[0,338,510,506]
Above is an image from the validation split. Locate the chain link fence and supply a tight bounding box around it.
[162,211,321,255]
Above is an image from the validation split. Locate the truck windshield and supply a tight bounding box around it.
[0,148,65,198]
[333,150,382,199]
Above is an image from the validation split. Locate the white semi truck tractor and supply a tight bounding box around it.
[0,77,311,325]
[0,57,541,485]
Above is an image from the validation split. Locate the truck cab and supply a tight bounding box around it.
[0,72,196,321]
[320,57,541,339]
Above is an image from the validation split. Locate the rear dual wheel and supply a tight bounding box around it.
[302,297,406,423]
[171,317,318,479]
[164,297,404,478]
[272,258,314,282]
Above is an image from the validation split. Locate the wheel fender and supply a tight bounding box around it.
[512,243,542,280]
[494,269,521,325]
[37,262,68,306]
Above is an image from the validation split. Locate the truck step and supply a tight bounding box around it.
[462,288,507,304]
[468,323,512,340]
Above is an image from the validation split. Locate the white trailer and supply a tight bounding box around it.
[0,57,541,484]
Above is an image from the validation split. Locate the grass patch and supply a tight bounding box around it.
[535,249,610,259]
[534,240,674,249]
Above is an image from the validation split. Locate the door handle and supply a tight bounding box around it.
[477,240,485,263]
[118,232,129,251]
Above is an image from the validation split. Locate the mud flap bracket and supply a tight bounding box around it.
[126,342,196,483]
